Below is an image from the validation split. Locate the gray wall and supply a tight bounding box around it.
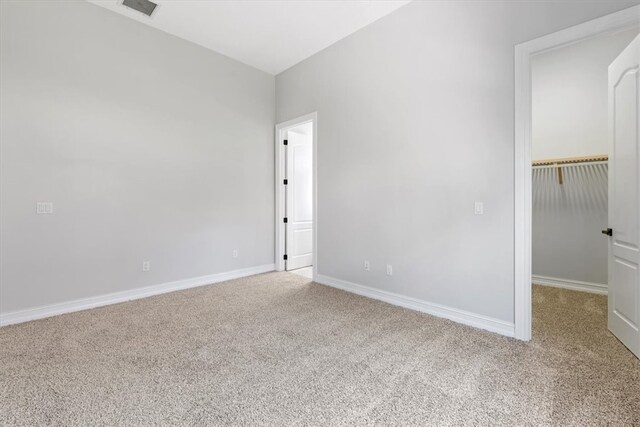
[532,28,639,160]
[0,1,275,313]
[275,1,639,323]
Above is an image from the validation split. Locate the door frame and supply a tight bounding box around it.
[275,112,318,279]
[514,6,639,341]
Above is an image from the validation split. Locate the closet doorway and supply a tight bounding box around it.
[274,113,317,281]
[514,7,640,344]
[527,25,639,357]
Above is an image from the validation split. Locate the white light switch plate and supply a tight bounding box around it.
[474,202,484,215]
[36,202,53,214]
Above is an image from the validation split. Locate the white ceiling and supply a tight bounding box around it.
[87,0,411,75]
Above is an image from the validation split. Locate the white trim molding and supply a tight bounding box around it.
[514,5,640,341]
[0,264,275,327]
[274,112,318,281]
[316,274,515,338]
[532,275,608,295]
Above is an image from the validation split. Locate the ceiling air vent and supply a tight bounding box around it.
[121,0,158,17]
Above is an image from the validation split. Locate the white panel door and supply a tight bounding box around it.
[608,34,640,358]
[286,130,313,271]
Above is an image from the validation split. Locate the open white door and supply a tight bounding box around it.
[285,128,313,271]
[607,34,640,358]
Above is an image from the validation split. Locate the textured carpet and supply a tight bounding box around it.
[1,273,638,426]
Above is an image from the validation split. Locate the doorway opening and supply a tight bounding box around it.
[514,5,640,356]
[275,113,317,281]
[530,28,638,352]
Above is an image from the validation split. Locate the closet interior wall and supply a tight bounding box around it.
[532,160,608,287]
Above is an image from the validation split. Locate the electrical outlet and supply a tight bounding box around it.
[232,249,238,259]
[36,202,53,214]
[386,264,393,276]
[142,261,150,272]
[364,260,370,271]
[474,201,484,215]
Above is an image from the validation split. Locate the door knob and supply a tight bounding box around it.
[602,228,613,236]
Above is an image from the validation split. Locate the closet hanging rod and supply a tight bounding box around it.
[532,154,608,185]
[532,154,608,167]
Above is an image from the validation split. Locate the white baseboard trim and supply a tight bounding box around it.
[532,275,607,295]
[0,264,275,327]
[315,274,515,338]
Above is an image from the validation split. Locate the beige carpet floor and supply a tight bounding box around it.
[1,273,639,426]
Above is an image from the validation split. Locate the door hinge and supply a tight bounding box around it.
[283,217,288,223]
[283,139,288,145]
[283,179,288,185]
[283,254,288,260]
